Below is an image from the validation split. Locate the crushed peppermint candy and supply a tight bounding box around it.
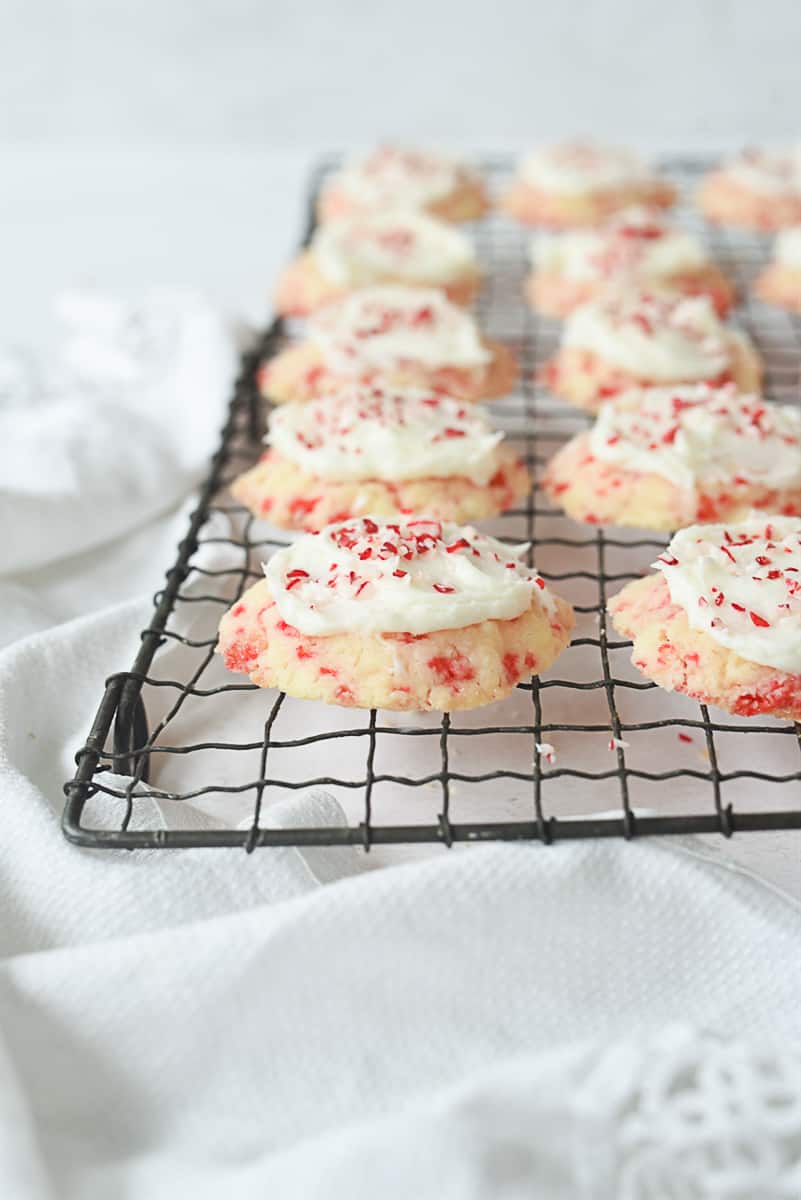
[268,383,504,487]
[311,210,477,290]
[308,286,492,375]
[264,516,557,638]
[589,384,801,497]
[654,515,801,674]
[521,142,654,194]
[535,742,557,765]
[532,206,709,289]
[326,146,468,212]
[607,292,721,344]
[586,209,672,275]
[564,290,732,384]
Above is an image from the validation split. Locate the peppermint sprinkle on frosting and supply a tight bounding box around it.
[521,142,654,196]
[312,212,476,287]
[268,384,503,486]
[563,290,732,382]
[264,517,554,636]
[654,514,801,672]
[533,206,708,284]
[310,286,491,374]
[325,146,468,212]
[589,384,801,496]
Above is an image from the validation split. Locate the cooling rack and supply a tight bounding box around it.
[63,156,801,851]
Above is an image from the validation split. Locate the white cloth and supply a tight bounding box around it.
[0,292,799,1199]
[1,808,800,1198]
[0,288,237,576]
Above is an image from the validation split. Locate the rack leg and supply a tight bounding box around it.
[113,683,151,783]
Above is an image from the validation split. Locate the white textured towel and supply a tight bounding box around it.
[0,292,799,1199]
[0,289,237,574]
[0,288,238,653]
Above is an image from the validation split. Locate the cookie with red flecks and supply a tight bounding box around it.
[274,212,481,317]
[231,384,530,530]
[541,290,761,413]
[318,146,489,224]
[261,286,518,404]
[542,384,801,531]
[217,516,574,712]
[501,142,676,229]
[608,515,801,720]
[698,148,801,232]
[527,207,734,317]
[755,227,801,313]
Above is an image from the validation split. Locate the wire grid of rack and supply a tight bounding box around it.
[63,156,801,851]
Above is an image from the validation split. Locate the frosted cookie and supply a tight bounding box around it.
[317,146,489,224]
[260,287,518,404]
[755,227,801,313]
[541,290,761,413]
[274,213,482,316]
[217,516,574,712]
[501,142,675,228]
[542,384,801,530]
[231,384,530,530]
[527,208,734,317]
[698,147,801,231]
[609,515,801,720]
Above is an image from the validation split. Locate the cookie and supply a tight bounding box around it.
[527,207,734,317]
[501,142,675,228]
[232,385,530,529]
[275,213,482,317]
[318,147,489,224]
[755,227,801,313]
[260,287,518,404]
[609,515,801,720]
[698,148,801,231]
[541,290,761,412]
[542,385,801,530]
[218,517,574,712]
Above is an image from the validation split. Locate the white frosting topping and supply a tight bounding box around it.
[726,147,801,197]
[655,515,801,673]
[309,286,491,374]
[533,208,708,283]
[264,517,554,636]
[775,226,801,269]
[590,384,801,497]
[268,385,503,486]
[311,213,477,287]
[520,142,654,196]
[562,291,731,381]
[325,146,466,211]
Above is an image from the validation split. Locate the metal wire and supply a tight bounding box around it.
[63,156,801,850]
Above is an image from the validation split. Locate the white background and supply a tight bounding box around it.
[2,0,800,336]
[2,0,801,148]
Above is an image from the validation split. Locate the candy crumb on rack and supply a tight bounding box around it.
[608,737,631,750]
[534,742,557,765]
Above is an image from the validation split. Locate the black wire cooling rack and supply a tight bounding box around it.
[63,156,801,851]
